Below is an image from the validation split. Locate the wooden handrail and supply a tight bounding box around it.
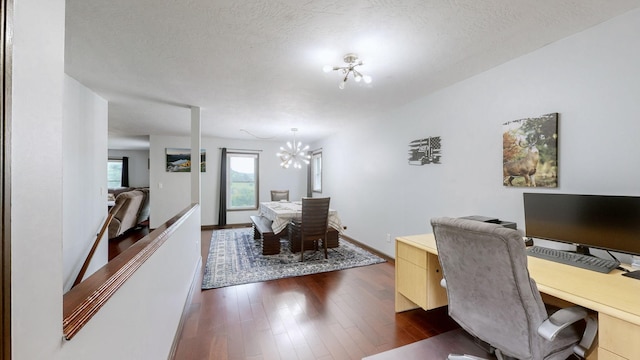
[63,204,198,340]
[72,212,114,288]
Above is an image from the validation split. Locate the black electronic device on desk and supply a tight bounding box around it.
[523,192,640,276]
[459,215,517,229]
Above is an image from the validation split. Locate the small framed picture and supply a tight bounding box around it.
[166,148,206,172]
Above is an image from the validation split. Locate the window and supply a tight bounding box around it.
[107,158,123,188]
[227,152,259,210]
[311,151,322,193]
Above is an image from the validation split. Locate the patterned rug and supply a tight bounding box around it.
[202,228,386,289]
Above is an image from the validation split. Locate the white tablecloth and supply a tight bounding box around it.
[258,201,343,234]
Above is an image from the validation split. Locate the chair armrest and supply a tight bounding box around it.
[574,314,597,358]
[538,306,598,358]
[538,306,587,340]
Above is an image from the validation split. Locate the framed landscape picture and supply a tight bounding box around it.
[166,148,206,172]
[502,113,558,188]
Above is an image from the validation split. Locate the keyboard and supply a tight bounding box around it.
[526,246,619,274]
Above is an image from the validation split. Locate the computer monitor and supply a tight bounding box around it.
[523,193,640,256]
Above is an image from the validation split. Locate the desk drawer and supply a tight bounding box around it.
[397,241,427,268]
[396,240,447,311]
[397,258,427,309]
[599,313,640,359]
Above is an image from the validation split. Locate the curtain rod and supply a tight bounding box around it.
[218,147,263,152]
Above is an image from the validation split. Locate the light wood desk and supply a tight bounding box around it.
[395,234,640,360]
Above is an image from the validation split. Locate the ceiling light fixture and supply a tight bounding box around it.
[276,128,310,169]
[323,53,372,89]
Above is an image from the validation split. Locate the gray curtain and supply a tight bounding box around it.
[121,156,129,187]
[306,151,312,197]
[218,148,227,226]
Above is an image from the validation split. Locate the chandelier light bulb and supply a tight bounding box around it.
[363,75,372,84]
[338,81,346,90]
[322,65,334,73]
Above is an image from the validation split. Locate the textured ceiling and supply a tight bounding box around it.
[65,0,640,149]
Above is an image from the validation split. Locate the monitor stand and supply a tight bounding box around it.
[574,245,592,256]
[622,270,640,280]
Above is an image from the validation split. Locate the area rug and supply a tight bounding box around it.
[202,228,386,289]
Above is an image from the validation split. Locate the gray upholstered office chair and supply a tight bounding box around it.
[291,197,330,261]
[431,217,597,360]
[270,190,289,201]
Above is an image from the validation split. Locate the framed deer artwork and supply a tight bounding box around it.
[502,113,558,188]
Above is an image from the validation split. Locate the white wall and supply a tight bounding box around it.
[63,75,109,292]
[317,8,640,260]
[108,149,150,188]
[11,0,66,358]
[150,135,307,228]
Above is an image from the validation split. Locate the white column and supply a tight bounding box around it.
[190,106,201,204]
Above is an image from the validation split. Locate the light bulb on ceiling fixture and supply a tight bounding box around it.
[323,53,372,89]
[353,70,363,82]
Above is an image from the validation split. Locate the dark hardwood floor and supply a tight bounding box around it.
[108,221,150,261]
[109,227,460,359]
[169,229,460,360]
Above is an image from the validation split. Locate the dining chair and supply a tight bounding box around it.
[291,197,331,261]
[270,190,289,201]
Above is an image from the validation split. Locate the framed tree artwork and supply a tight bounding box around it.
[502,113,558,188]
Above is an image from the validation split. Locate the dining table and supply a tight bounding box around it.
[258,201,344,234]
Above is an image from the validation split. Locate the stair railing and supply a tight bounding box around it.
[72,212,114,288]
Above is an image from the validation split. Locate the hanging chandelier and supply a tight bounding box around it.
[276,128,310,169]
[323,53,372,89]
